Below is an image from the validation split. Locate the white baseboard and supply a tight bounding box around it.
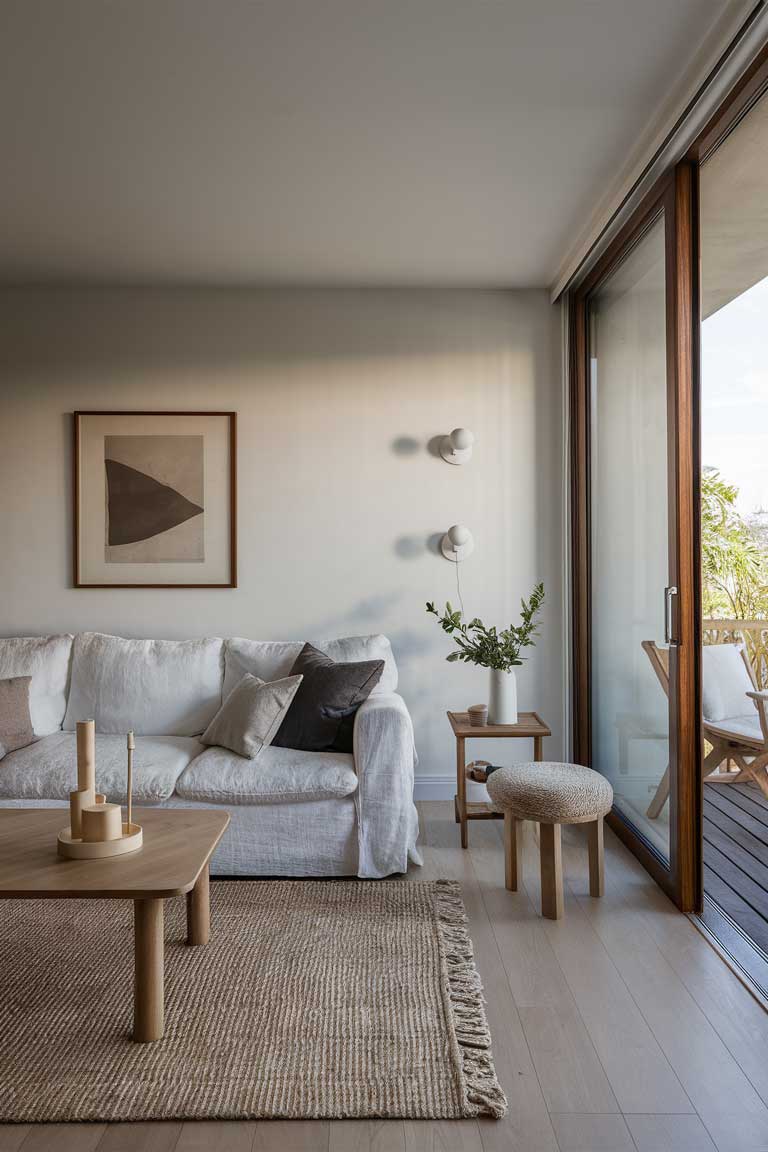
[413,775,455,801]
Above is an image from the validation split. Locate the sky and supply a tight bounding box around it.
[702,274,768,518]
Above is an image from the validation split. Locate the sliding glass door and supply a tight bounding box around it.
[571,171,700,911]
[698,82,768,989]
[589,214,672,862]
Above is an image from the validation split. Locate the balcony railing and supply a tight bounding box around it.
[703,619,768,688]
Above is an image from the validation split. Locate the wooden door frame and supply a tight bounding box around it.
[569,166,701,912]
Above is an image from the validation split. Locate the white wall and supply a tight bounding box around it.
[0,288,564,781]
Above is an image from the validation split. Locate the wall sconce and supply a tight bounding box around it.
[440,427,474,465]
[441,524,474,562]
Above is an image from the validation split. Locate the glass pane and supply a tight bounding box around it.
[700,90,768,966]
[589,213,670,862]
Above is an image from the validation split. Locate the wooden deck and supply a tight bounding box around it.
[703,779,768,963]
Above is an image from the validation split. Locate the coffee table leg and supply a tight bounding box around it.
[187,864,210,946]
[134,897,164,1042]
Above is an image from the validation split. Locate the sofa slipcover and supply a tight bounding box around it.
[0,630,420,878]
[163,795,359,876]
[176,744,358,805]
[223,634,398,700]
[0,732,202,803]
[64,632,223,736]
[0,635,73,736]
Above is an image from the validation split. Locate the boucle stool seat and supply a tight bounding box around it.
[487,762,613,919]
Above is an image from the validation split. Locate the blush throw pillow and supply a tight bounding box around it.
[0,676,36,760]
[201,673,303,760]
[272,642,385,753]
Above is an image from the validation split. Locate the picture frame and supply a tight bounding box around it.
[73,411,237,588]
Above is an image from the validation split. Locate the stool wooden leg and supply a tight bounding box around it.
[504,811,522,891]
[540,822,563,920]
[588,816,605,898]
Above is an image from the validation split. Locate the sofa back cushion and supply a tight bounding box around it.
[0,635,73,736]
[223,634,398,700]
[63,632,223,736]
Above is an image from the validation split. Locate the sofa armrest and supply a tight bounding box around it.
[353,693,421,878]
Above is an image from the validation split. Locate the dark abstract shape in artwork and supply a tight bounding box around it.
[105,458,204,546]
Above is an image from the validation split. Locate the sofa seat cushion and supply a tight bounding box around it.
[175,744,358,805]
[0,732,202,803]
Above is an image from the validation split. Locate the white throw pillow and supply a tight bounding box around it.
[63,632,224,736]
[223,634,398,699]
[0,635,73,736]
[702,643,755,722]
[201,673,303,759]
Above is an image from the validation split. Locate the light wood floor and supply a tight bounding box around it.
[3,801,768,1152]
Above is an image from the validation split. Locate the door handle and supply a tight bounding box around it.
[664,585,678,646]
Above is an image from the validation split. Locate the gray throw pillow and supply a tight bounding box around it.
[201,673,303,759]
[0,676,36,760]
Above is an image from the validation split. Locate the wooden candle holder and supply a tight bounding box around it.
[58,822,143,859]
[57,725,143,860]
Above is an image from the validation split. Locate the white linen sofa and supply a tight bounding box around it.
[0,632,421,878]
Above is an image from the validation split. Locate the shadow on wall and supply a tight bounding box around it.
[394,533,444,560]
[305,590,440,747]
[391,436,420,457]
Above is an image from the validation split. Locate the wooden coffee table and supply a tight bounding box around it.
[0,807,230,1042]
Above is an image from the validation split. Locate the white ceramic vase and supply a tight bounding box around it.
[488,667,518,725]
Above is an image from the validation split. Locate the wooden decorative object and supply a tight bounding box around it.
[76,719,96,792]
[82,802,122,842]
[68,787,93,839]
[127,731,134,829]
[57,725,144,860]
[58,822,143,859]
[467,704,488,727]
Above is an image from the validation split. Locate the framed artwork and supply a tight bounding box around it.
[73,411,236,588]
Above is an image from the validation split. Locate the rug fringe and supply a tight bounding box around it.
[434,880,508,1119]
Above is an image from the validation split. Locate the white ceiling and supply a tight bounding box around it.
[0,0,732,287]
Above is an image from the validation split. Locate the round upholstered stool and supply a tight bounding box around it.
[487,763,613,919]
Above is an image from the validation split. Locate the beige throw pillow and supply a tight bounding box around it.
[201,673,303,759]
[0,676,36,760]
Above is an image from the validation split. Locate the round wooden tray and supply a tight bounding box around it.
[57,822,143,859]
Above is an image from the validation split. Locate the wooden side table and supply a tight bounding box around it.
[447,710,551,848]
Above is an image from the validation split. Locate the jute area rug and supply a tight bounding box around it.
[0,879,506,1123]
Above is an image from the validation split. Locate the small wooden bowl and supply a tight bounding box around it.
[468,704,488,727]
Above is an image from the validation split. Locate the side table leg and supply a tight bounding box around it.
[534,735,543,761]
[187,864,210,946]
[134,897,164,1042]
[457,736,468,848]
